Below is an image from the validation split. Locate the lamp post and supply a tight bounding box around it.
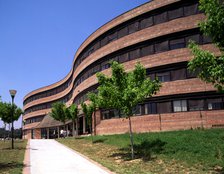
[9,89,17,149]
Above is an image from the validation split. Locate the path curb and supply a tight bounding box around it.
[23,139,31,174]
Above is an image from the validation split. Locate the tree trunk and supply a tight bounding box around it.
[57,127,60,138]
[64,123,66,138]
[94,111,96,135]
[4,123,6,142]
[8,124,10,139]
[159,113,162,131]
[72,120,75,137]
[66,124,69,137]
[128,116,134,159]
[83,116,86,134]
[200,110,203,129]
[91,126,93,144]
[76,118,78,137]
[90,117,93,143]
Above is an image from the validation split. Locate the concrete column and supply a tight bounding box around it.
[66,124,69,137]
[47,128,49,139]
[83,116,86,134]
[57,127,60,138]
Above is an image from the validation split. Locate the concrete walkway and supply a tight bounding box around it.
[26,139,112,174]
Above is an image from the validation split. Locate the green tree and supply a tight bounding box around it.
[188,0,224,91]
[66,104,79,137]
[89,61,161,159]
[88,92,98,136]
[50,102,67,135]
[81,102,94,142]
[0,102,23,141]
[0,102,22,124]
[0,102,10,140]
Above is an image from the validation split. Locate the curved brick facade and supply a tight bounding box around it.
[23,0,224,139]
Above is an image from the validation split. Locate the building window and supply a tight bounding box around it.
[82,51,88,61]
[202,35,212,44]
[93,65,101,74]
[141,45,154,57]
[87,47,94,56]
[157,102,172,113]
[128,21,139,34]
[154,12,168,25]
[171,68,186,81]
[189,99,204,111]
[207,98,223,110]
[108,32,117,43]
[93,41,100,50]
[101,36,108,47]
[157,72,170,82]
[87,68,93,77]
[41,128,47,139]
[184,3,199,16]
[113,109,121,118]
[186,34,200,44]
[101,61,110,70]
[133,105,141,116]
[148,73,155,81]
[145,102,157,114]
[118,53,129,63]
[101,109,116,119]
[129,48,140,60]
[168,7,184,20]
[186,69,198,78]
[111,56,119,62]
[173,100,187,112]
[118,27,128,38]
[169,38,185,50]
[140,16,153,29]
[155,41,169,53]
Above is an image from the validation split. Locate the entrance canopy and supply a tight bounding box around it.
[35,114,64,129]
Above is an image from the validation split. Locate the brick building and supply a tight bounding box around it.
[23,0,224,139]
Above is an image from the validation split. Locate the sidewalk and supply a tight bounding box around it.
[23,139,113,174]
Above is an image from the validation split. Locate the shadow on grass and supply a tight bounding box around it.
[1,147,26,150]
[93,138,107,144]
[214,167,224,174]
[0,162,24,172]
[110,138,167,161]
[75,137,85,140]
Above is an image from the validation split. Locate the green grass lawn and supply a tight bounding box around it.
[0,140,27,174]
[58,128,224,174]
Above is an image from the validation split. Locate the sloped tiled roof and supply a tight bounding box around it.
[35,115,64,128]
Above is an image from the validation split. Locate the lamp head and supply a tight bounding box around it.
[9,90,17,97]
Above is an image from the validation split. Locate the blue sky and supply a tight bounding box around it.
[0,0,149,128]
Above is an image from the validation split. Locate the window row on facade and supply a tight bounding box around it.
[24,77,72,106]
[73,61,199,106]
[73,31,211,89]
[24,115,44,125]
[23,58,201,115]
[24,30,210,115]
[24,91,73,115]
[74,1,200,72]
[23,1,201,107]
[101,97,224,120]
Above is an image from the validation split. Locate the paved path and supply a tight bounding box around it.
[28,139,111,174]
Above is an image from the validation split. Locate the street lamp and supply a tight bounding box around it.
[9,89,17,149]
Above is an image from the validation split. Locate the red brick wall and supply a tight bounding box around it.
[95,110,224,135]
[23,129,31,139]
[34,129,41,139]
